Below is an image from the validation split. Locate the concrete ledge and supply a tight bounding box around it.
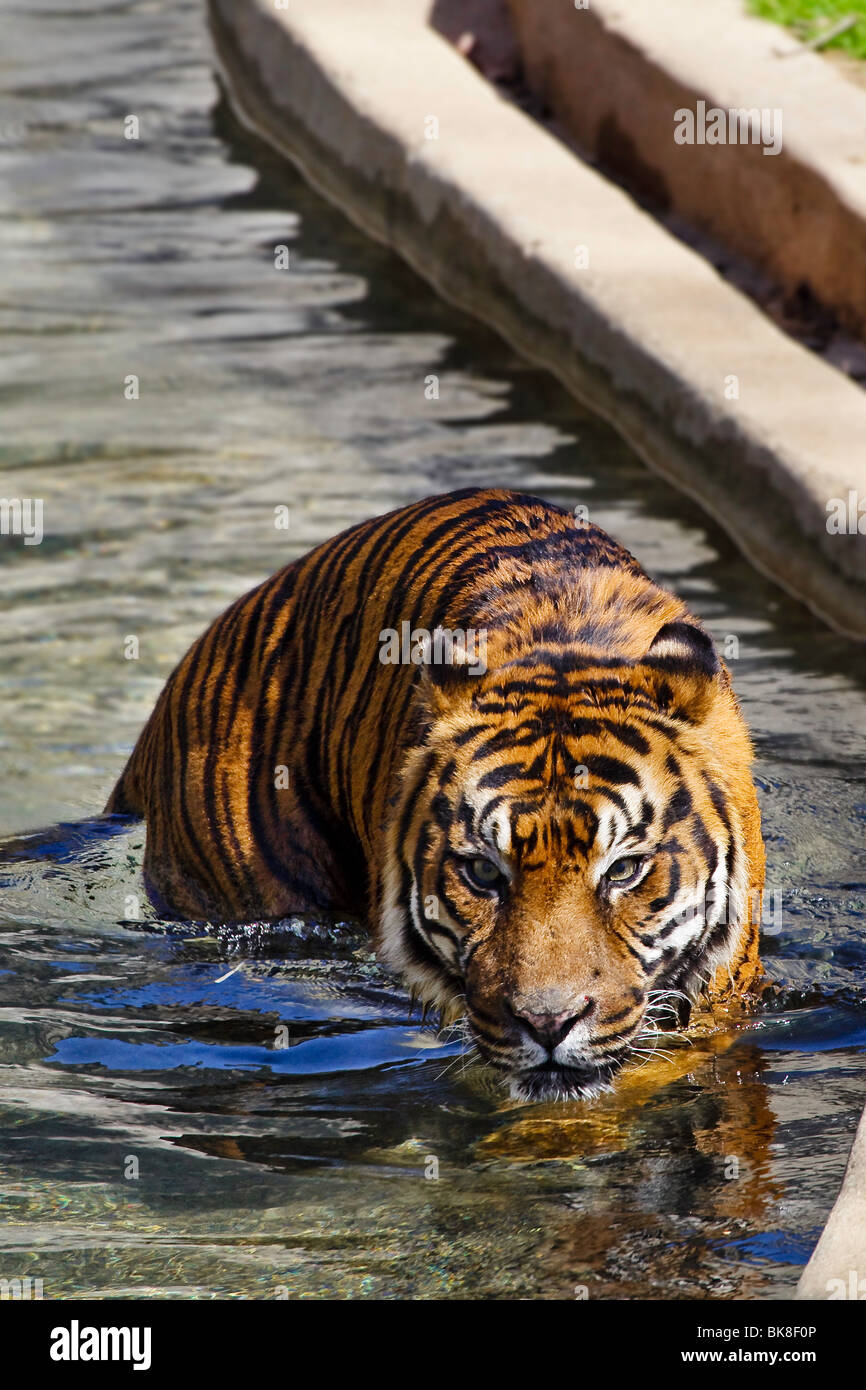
[798,1104,866,1299]
[207,0,866,639]
[506,0,866,339]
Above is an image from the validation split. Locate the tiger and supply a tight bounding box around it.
[106,487,765,1102]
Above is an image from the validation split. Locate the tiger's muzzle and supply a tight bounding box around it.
[466,984,646,1102]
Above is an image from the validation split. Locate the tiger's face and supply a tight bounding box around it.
[378,620,757,1103]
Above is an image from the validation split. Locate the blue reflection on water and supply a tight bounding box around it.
[47,1028,462,1075]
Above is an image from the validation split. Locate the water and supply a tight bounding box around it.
[1,0,865,1300]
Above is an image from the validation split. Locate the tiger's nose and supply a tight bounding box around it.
[512,999,595,1050]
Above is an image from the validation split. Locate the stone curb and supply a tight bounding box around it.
[207,0,866,639]
[798,1103,866,1299]
[507,0,866,339]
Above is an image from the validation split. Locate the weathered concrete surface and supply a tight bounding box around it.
[208,0,866,639]
[506,0,866,339]
[798,1104,866,1299]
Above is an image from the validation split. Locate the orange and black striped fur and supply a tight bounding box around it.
[107,489,765,1101]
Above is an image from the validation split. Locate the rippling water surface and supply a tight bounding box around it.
[1,0,865,1300]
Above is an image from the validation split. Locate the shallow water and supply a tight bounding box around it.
[1,0,865,1300]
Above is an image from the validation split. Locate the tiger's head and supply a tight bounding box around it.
[378,603,763,1104]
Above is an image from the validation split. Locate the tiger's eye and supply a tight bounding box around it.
[464,857,504,891]
[606,855,642,884]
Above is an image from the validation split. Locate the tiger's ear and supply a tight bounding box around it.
[643,620,720,721]
[418,625,488,715]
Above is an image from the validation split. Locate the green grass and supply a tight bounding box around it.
[747,0,866,59]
